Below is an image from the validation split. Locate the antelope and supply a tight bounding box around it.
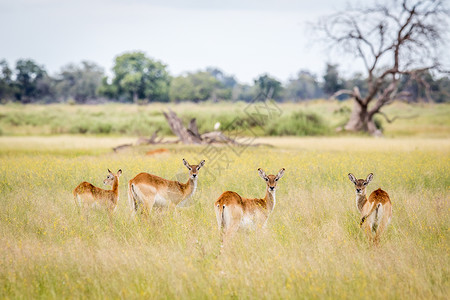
[214,168,285,243]
[73,169,122,214]
[128,159,205,216]
[348,173,392,243]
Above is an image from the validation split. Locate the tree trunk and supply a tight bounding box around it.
[344,101,382,136]
[163,110,203,144]
[188,118,201,140]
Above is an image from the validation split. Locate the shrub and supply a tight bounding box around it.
[266,110,330,136]
[69,123,89,134]
[90,122,112,134]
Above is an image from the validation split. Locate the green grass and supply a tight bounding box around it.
[0,136,448,298]
[266,110,330,136]
[0,101,449,137]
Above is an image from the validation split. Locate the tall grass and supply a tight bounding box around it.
[0,101,449,137]
[266,110,330,136]
[0,136,448,298]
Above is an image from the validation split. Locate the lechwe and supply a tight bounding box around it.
[128,159,205,216]
[73,169,122,214]
[348,173,392,243]
[214,168,285,243]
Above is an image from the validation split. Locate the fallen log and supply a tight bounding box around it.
[163,109,202,144]
[113,109,271,151]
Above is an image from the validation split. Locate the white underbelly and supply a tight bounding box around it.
[90,202,102,209]
[240,215,255,228]
[153,193,169,207]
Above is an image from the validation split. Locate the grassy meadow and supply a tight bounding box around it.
[0,134,449,299]
[1,101,449,138]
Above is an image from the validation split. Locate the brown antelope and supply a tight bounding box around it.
[73,169,122,214]
[127,159,205,216]
[214,168,285,243]
[348,173,392,243]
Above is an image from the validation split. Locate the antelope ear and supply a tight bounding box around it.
[348,173,357,184]
[258,168,267,180]
[197,159,205,169]
[276,168,285,180]
[108,169,112,174]
[183,158,191,170]
[117,169,122,177]
[366,173,373,184]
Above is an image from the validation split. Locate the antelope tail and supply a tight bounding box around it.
[221,205,226,228]
[360,203,382,226]
[127,182,139,212]
[215,204,227,230]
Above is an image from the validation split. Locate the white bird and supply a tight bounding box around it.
[214,122,221,130]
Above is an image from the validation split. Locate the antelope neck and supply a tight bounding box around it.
[265,189,276,211]
[111,178,119,194]
[177,177,197,204]
[355,193,367,213]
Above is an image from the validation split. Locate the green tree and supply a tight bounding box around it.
[232,83,257,102]
[15,59,51,103]
[0,60,16,102]
[101,52,170,102]
[169,71,221,102]
[322,63,343,96]
[206,67,236,100]
[55,61,104,103]
[433,76,450,103]
[344,73,368,99]
[254,74,283,100]
[206,67,237,88]
[170,75,195,101]
[285,70,322,101]
[97,77,118,100]
[398,72,450,103]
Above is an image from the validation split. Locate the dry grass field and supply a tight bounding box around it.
[0,135,448,299]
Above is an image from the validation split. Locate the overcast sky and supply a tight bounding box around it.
[1,0,378,84]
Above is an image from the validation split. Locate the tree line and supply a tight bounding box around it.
[0,51,448,104]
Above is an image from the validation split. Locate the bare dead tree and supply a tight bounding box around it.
[315,0,449,135]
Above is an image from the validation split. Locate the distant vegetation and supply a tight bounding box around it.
[1,53,449,104]
[0,101,448,138]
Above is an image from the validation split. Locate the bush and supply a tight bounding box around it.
[90,122,112,134]
[69,123,89,134]
[266,110,330,136]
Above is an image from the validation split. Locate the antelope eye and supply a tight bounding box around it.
[363,182,367,186]
[275,178,278,181]
[265,178,268,181]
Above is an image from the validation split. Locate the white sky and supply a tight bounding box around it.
[0,0,381,84]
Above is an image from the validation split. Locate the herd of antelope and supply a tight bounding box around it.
[73,159,392,244]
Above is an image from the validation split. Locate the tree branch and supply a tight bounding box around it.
[376,111,419,123]
[331,87,363,105]
[314,0,447,134]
